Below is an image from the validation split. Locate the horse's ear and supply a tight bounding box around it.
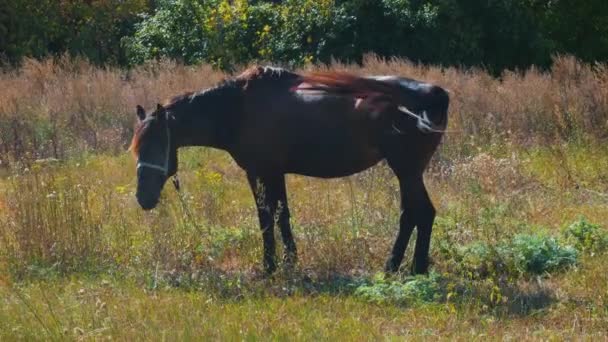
[136,105,146,121]
[156,103,168,121]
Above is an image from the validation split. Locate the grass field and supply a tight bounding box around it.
[1,56,607,340]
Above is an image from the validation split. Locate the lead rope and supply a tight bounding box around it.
[164,113,208,241]
[173,175,207,238]
[171,172,213,248]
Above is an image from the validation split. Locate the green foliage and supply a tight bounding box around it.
[120,0,580,72]
[563,217,608,254]
[123,0,356,68]
[2,0,607,70]
[263,0,356,65]
[121,0,210,65]
[529,0,608,63]
[447,232,578,279]
[504,233,578,275]
[456,242,503,278]
[355,272,443,305]
[0,0,149,65]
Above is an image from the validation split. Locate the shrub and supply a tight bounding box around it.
[122,0,436,68]
[563,217,608,254]
[447,232,578,279]
[500,233,578,276]
[121,0,211,65]
[355,272,443,305]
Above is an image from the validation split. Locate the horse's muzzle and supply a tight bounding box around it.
[136,191,160,210]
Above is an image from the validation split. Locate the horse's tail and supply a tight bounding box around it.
[298,71,449,133]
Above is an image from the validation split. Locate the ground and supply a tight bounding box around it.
[1,143,607,340]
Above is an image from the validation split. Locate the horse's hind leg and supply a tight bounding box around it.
[384,159,436,274]
[384,174,417,272]
[406,175,435,274]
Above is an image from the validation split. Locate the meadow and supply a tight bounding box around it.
[0,55,607,339]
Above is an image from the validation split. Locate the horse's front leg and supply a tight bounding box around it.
[247,173,277,274]
[247,173,297,274]
[274,178,297,268]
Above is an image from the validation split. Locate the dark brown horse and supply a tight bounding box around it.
[130,66,449,274]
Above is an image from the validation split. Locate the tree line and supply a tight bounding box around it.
[1,0,606,72]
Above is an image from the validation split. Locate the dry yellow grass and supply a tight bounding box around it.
[0,55,606,165]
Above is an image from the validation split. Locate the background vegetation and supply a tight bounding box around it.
[2,0,608,71]
[1,0,608,339]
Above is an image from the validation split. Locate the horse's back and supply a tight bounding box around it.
[232,70,447,177]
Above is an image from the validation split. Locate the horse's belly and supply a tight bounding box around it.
[285,143,382,178]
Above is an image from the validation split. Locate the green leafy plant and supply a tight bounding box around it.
[447,232,578,279]
[563,217,608,254]
[500,233,578,276]
[355,272,443,305]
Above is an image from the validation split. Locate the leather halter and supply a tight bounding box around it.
[136,113,181,191]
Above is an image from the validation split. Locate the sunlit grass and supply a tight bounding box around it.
[1,141,607,338]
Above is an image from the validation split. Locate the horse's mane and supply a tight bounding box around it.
[299,71,401,99]
[129,123,144,158]
[163,92,195,108]
[237,65,297,82]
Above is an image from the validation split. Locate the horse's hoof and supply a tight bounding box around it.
[384,259,400,273]
[264,263,277,276]
[283,253,297,269]
[410,262,430,275]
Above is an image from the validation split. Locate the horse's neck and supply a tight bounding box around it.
[173,86,241,150]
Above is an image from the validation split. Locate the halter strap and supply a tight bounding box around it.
[136,161,167,174]
[136,112,172,177]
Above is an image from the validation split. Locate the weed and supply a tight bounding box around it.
[563,217,608,254]
[355,272,443,305]
[503,233,578,276]
[444,232,578,279]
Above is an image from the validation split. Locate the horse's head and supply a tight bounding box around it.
[131,104,178,210]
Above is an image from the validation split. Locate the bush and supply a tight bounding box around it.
[122,0,448,68]
[447,232,578,279]
[563,217,608,254]
[1,0,149,65]
[121,0,211,65]
[122,0,592,72]
[355,272,443,305]
[3,0,608,71]
[123,0,357,68]
[503,233,578,275]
